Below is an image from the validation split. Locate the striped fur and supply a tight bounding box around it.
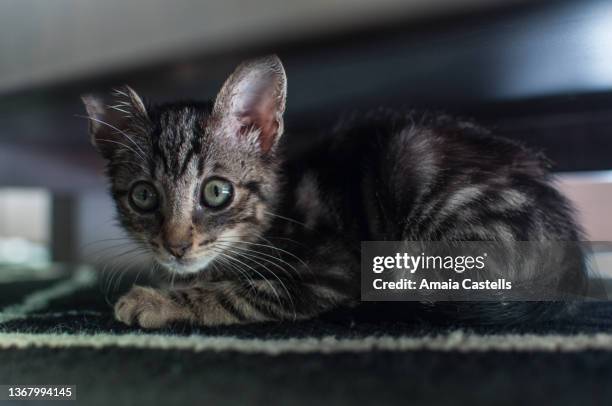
[83,56,585,328]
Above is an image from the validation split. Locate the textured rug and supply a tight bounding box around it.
[1,266,612,406]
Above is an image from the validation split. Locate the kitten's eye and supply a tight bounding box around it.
[129,181,159,212]
[202,178,233,209]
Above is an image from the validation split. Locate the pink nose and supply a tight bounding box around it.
[164,241,191,258]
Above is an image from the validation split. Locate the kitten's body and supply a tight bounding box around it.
[281,109,580,242]
[83,56,585,328]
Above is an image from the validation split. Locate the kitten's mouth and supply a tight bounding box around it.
[156,252,218,275]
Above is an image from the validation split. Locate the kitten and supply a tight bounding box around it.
[82,55,585,328]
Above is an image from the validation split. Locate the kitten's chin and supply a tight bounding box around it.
[157,254,216,275]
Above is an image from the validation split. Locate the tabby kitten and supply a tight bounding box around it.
[82,55,585,328]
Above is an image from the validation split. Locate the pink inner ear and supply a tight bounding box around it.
[259,118,279,152]
[236,92,279,153]
[214,56,286,153]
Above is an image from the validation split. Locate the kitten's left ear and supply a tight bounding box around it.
[213,55,287,154]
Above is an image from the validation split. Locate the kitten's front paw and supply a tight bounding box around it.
[114,286,181,329]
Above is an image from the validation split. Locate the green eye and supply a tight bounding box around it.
[202,178,233,209]
[129,181,159,212]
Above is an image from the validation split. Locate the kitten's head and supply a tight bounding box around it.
[82,55,287,274]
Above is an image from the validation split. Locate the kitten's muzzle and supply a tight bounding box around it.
[164,241,191,259]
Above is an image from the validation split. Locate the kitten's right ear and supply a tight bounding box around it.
[81,87,148,160]
[82,95,114,158]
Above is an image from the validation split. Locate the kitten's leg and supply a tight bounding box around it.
[115,275,356,328]
[114,286,191,329]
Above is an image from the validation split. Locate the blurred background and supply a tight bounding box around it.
[0,0,611,276]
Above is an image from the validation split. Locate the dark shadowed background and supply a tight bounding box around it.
[0,0,611,274]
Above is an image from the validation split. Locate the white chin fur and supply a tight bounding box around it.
[158,253,217,275]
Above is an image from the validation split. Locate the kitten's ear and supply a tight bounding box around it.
[213,55,287,154]
[81,86,148,159]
